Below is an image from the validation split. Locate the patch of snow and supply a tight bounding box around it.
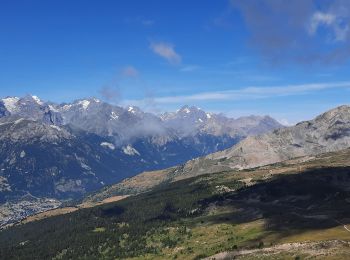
[80,162,91,171]
[93,98,100,103]
[128,106,136,114]
[20,151,26,158]
[198,118,203,123]
[183,108,190,113]
[31,95,43,105]
[122,145,140,156]
[14,118,24,124]
[278,118,294,126]
[50,125,61,131]
[62,104,72,110]
[2,97,19,113]
[48,105,59,112]
[78,100,90,110]
[110,111,119,120]
[100,142,115,150]
[206,113,212,119]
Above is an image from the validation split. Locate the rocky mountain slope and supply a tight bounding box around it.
[185,105,350,174]
[86,105,350,201]
[0,95,282,227]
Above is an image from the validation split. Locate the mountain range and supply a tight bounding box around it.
[85,104,350,201]
[0,95,283,227]
[1,101,350,259]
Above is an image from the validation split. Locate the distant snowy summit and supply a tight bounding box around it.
[0,95,284,145]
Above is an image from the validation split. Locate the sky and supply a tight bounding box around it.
[1,0,350,124]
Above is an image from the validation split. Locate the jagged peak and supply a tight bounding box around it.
[69,97,101,110]
[177,105,202,114]
[31,95,43,105]
[1,96,20,113]
[19,94,44,105]
[127,106,142,114]
[1,96,19,102]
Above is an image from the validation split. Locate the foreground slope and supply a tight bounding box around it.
[87,105,350,201]
[1,148,350,259]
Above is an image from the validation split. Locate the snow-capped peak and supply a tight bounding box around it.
[178,105,201,114]
[62,104,72,110]
[127,106,139,114]
[77,100,90,110]
[183,108,190,113]
[31,95,43,105]
[2,97,19,113]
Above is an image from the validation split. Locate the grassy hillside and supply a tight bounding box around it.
[1,149,350,259]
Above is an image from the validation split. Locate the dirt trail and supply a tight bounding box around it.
[335,220,350,233]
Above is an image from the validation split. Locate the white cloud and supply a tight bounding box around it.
[123,81,350,105]
[308,12,336,34]
[308,11,349,42]
[277,118,294,126]
[150,42,182,65]
[121,66,139,77]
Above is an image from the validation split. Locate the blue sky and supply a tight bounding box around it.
[1,0,350,124]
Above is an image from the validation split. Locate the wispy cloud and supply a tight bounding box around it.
[180,65,199,72]
[308,11,349,42]
[123,81,350,105]
[99,86,122,103]
[121,66,139,77]
[150,41,182,65]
